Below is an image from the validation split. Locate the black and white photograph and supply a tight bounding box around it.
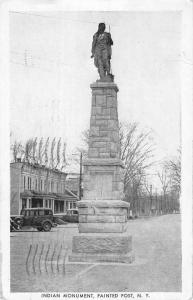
[0,1,192,299]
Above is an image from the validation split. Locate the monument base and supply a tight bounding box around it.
[68,79,135,264]
[69,234,134,264]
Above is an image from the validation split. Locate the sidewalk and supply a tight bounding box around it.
[10,214,181,292]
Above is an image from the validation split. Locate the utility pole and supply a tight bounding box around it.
[79,152,83,200]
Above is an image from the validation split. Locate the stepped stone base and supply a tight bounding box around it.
[69,234,134,264]
[69,252,134,264]
[79,223,127,233]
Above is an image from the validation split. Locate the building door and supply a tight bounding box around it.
[60,201,64,213]
[54,201,58,213]
[21,198,27,210]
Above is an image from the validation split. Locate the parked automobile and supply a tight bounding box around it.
[63,208,79,223]
[10,208,57,232]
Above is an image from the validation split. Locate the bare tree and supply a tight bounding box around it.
[119,122,155,216]
[120,123,154,176]
[143,181,153,215]
[38,138,44,165]
[164,149,181,193]
[32,137,38,163]
[61,142,67,170]
[157,168,170,213]
[55,138,61,169]
[11,136,67,172]
[44,137,50,166]
[68,130,89,169]
[24,139,34,163]
[50,137,56,169]
[76,129,89,160]
[11,140,24,162]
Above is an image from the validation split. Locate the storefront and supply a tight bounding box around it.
[20,190,77,214]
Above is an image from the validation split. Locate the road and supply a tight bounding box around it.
[10,214,181,292]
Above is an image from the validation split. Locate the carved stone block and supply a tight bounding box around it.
[71,235,132,254]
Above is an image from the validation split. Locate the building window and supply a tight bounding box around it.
[57,182,59,193]
[45,200,48,208]
[51,181,54,192]
[35,179,38,190]
[49,199,52,208]
[27,177,31,190]
[22,198,27,209]
[44,180,47,191]
[31,178,34,190]
[40,180,43,191]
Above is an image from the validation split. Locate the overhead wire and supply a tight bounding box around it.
[9,10,116,28]
[10,11,117,72]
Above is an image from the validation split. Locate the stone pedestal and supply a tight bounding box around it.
[69,81,134,263]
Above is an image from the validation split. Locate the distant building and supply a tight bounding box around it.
[10,161,78,215]
[65,172,84,200]
[65,173,79,195]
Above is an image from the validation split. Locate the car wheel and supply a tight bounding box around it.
[15,219,22,228]
[14,220,22,230]
[42,222,51,232]
[37,227,43,231]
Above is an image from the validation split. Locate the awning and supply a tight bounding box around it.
[20,190,77,201]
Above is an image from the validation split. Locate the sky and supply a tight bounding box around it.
[10,11,181,175]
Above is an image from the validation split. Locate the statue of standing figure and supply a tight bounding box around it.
[91,23,113,81]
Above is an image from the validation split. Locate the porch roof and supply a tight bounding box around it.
[20,189,78,201]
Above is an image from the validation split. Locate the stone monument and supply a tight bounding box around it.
[69,23,134,263]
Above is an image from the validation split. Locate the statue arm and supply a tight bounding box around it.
[91,34,97,57]
[108,33,113,46]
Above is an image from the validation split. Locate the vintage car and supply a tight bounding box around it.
[62,208,79,223]
[10,208,57,232]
